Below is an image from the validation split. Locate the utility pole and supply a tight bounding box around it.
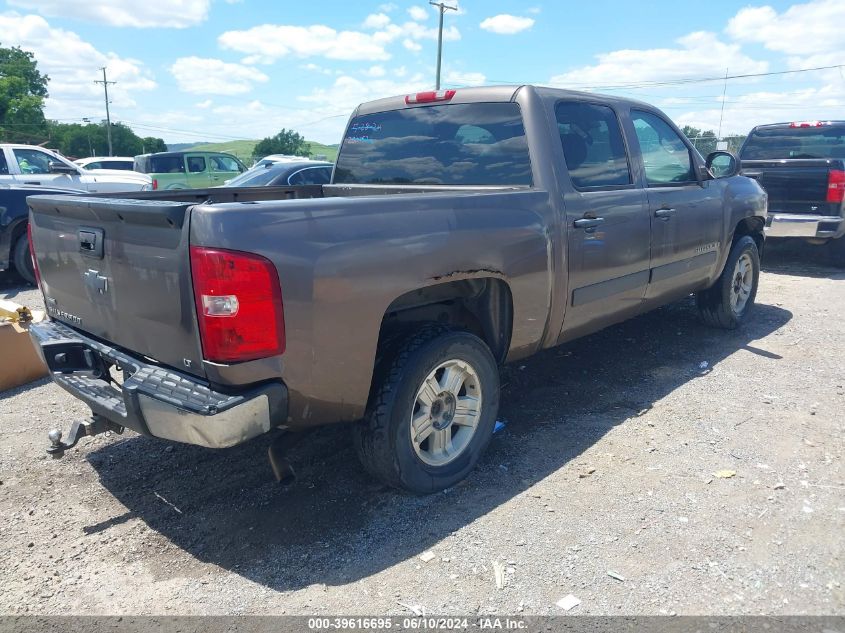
[95,67,116,156]
[429,1,457,90]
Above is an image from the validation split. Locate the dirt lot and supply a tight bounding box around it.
[1,242,843,616]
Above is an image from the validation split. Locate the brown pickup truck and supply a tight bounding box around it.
[27,86,767,493]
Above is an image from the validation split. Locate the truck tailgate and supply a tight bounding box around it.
[741,159,836,214]
[28,195,206,378]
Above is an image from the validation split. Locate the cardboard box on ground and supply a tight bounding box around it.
[0,300,48,392]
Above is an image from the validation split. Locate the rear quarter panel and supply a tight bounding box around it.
[189,190,553,426]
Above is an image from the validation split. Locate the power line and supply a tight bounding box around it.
[470,63,845,91]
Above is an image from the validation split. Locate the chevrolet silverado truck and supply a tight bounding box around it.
[27,86,767,493]
[739,120,845,266]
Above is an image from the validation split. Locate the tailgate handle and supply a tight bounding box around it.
[78,227,104,259]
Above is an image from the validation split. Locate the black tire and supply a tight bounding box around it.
[828,236,845,268]
[696,235,760,329]
[12,232,36,286]
[353,325,500,494]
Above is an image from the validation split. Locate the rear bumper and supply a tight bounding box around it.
[765,213,844,239]
[29,319,288,448]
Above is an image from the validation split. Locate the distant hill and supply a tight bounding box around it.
[166,140,339,163]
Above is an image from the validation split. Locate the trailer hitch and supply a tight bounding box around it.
[46,414,124,458]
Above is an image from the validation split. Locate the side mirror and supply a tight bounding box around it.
[705,151,739,179]
[48,160,79,175]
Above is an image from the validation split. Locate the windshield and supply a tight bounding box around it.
[334,102,532,186]
[741,124,845,160]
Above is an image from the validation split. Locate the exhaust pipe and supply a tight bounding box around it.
[266,431,307,485]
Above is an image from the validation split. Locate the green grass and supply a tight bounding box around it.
[179,140,338,164]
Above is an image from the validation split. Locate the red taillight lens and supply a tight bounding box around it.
[827,169,845,204]
[190,246,285,363]
[152,179,158,190]
[404,89,456,105]
[27,222,41,287]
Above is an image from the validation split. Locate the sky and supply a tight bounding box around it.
[2,0,844,145]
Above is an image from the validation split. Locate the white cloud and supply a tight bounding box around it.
[219,24,390,62]
[220,17,459,64]
[7,0,210,28]
[726,0,845,56]
[379,2,398,12]
[445,70,486,86]
[298,73,429,113]
[364,65,387,78]
[479,14,535,35]
[549,32,767,88]
[363,13,392,29]
[195,99,213,109]
[170,57,269,95]
[408,6,429,21]
[0,13,156,122]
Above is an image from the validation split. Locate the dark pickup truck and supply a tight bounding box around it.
[27,86,767,493]
[0,184,79,285]
[739,121,845,265]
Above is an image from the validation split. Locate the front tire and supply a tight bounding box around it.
[12,232,36,286]
[696,235,760,329]
[353,326,500,494]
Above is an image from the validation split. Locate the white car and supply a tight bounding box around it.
[0,145,151,192]
[73,156,135,172]
[253,153,311,168]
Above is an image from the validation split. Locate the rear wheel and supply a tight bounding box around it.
[353,326,500,494]
[12,232,36,286]
[696,235,760,329]
[827,236,845,268]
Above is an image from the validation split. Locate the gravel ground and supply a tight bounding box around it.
[0,242,843,616]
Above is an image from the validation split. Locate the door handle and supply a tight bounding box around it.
[655,208,676,220]
[573,217,605,230]
[24,181,41,185]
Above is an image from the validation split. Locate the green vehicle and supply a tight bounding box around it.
[134,151,247,190]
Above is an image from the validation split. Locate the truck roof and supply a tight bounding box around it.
[354,85,656,116]
[750,120,845,131]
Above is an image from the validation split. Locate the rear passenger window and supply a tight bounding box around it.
[187,157,206,173]
[631,110,695,185]
[150,156,185,173]
[555,102,632,189]
[288,167,331,185]
[0,152,8,175]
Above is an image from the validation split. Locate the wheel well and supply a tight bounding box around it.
[733,217,765,255]
[378,278,513,364]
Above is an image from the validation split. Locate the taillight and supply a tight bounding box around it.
[152,179,158,190]
[27,222,41,287]
[190,246,285,363]
[827,169,845,204]
[404,89,456,105]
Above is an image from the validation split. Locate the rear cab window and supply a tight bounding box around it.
[741,123,845,160]
[334,102,532,186]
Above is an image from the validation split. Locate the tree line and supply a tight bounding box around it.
[1,43,165,157]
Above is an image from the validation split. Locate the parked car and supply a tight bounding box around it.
[0,144,151,192]
[223,160,333,187]
[134,151,247,190]
[74,156,135,171]
[28,86,766,493]
[739,120,845,265]
[0,185,81,285]
[253,154,311,167]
